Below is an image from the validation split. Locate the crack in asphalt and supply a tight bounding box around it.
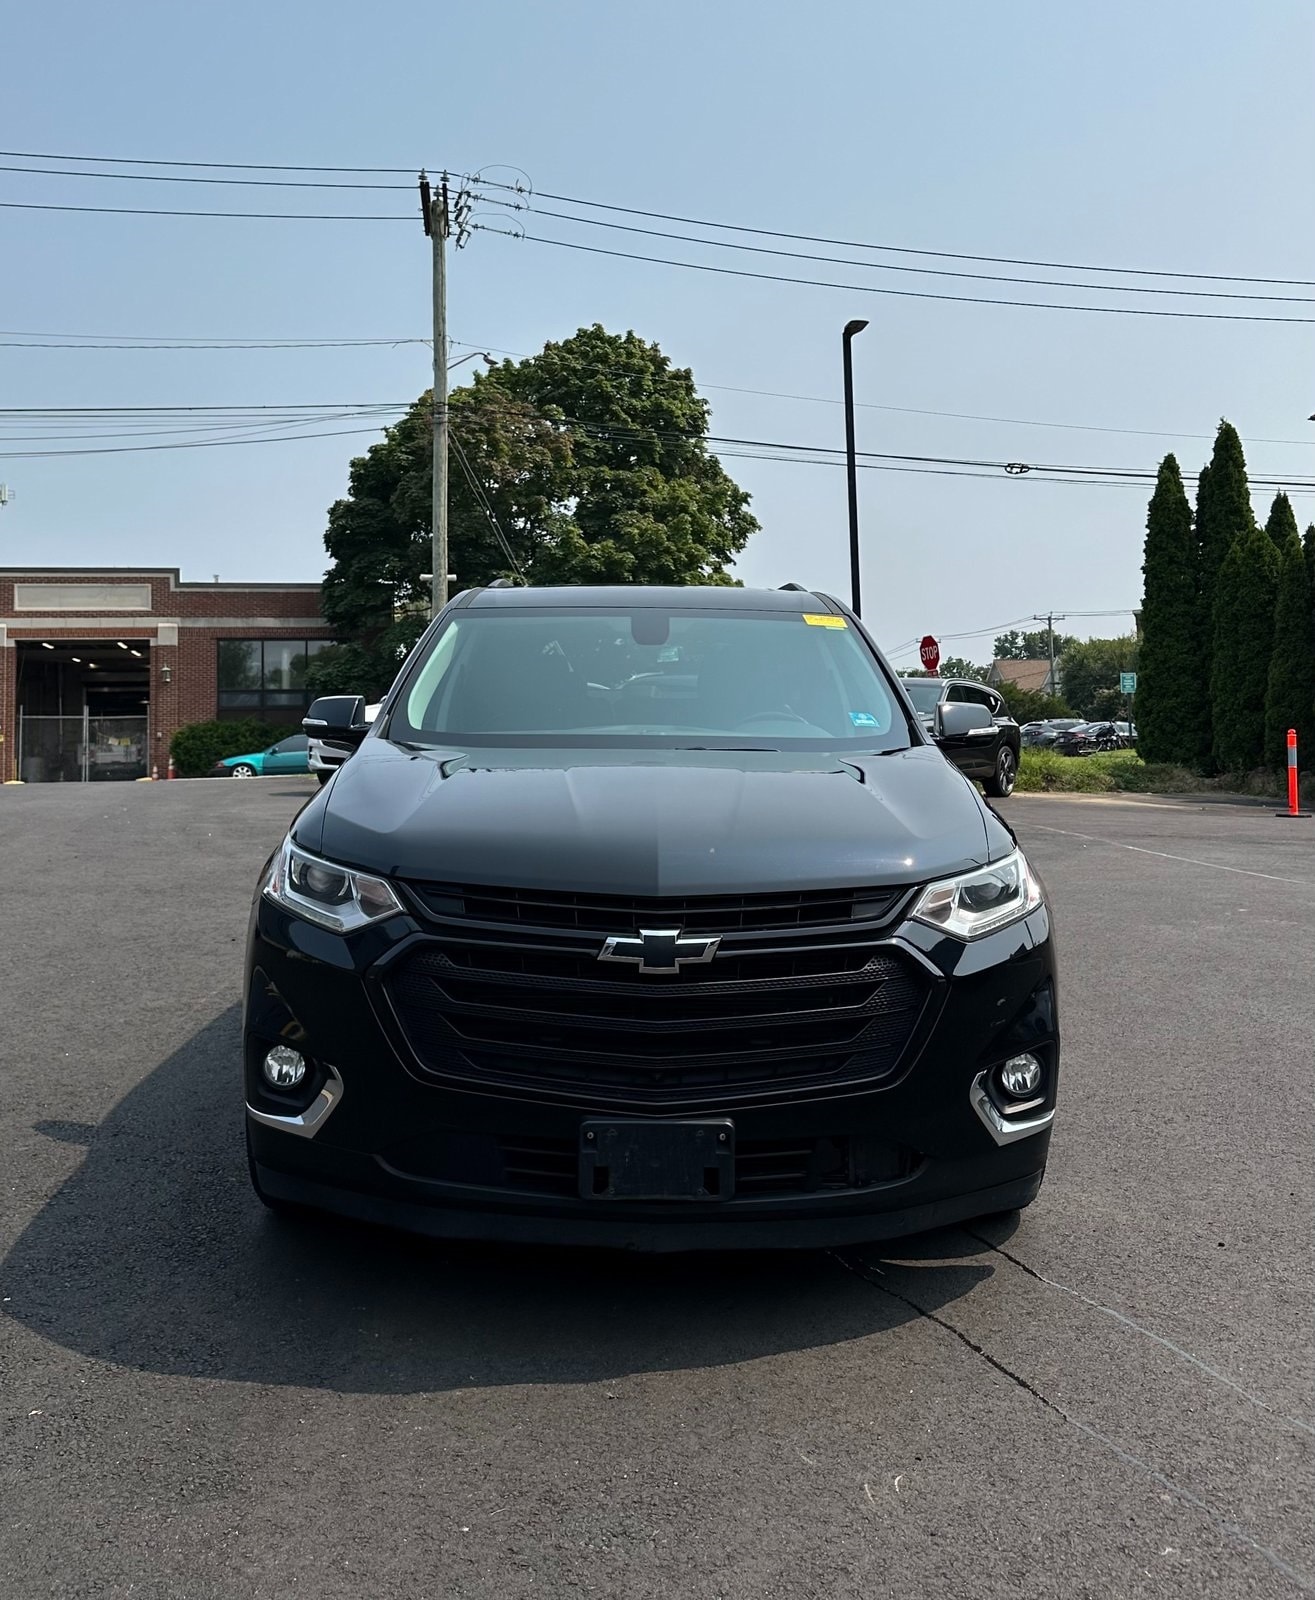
[964,1230,1315,1439]
[830,1249,1315,1594]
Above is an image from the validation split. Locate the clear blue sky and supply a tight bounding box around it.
[5,0,1313,667]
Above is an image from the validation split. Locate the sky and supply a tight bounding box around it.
[3,0,1313,670]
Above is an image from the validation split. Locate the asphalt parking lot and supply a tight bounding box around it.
[1,780,1311,1600]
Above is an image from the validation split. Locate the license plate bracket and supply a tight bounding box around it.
[579,1119,735,1201]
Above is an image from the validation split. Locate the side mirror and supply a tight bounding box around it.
[303,694,371,749]
[935,702,994,742]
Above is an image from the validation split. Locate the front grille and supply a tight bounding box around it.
[404,880,908,934]
[382,909,934,1105]
[381,1130,920,1200]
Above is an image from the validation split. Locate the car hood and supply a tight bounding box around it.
[300,742,1008,895]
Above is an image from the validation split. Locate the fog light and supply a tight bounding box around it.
[1000,1052,1043,1098]
[263,1045,307,1089]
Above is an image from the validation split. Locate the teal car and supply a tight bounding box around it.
[211,733,310,779]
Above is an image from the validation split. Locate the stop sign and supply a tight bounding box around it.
[919,635,941,672]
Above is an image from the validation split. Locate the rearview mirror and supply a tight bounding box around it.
[304,694,371,748]
[935,702,994,742]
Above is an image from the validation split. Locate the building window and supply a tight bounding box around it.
[217,639,329,721]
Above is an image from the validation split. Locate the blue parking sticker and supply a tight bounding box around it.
[849,711,879,728]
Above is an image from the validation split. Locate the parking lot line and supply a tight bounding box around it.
[1024,820,1315,887]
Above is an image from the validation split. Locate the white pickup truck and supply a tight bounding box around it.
[308,702,380,786]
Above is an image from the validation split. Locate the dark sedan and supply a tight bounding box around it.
[1053,721,1123,756]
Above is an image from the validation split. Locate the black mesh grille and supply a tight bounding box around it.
[382,924,932,1104]
[404,880,908,934]
[381,1130,921,1199]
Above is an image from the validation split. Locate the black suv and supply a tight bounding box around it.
[244,587,1058,1250]
[898,677,1020,797]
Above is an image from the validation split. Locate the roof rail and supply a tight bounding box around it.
[778,581,810,592]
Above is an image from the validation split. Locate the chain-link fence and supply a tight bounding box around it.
[18,715,149,783]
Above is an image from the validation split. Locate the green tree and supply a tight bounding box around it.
[1264,529,1315,767]
[996,682,1072,723]
[1195,421,1255,761]
[1264,490,1299,553]
[993,628,1077,661]
[1137,455,1202,764]
[1304,523,1315,600]
[939,656,988,682]
[1058,636,1139,718]
[1210,525,1280,772]
[307,326,760,697]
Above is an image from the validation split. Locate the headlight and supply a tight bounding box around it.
[910,849,1043,941]
[263,836,403,933]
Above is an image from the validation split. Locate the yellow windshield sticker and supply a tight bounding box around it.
[802,613,847,628]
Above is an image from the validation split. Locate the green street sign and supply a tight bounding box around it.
[1120,672,1137,694]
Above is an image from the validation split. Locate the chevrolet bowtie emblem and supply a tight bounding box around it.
[598,927,721,975]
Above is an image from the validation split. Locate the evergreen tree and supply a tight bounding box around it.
[1304,524,1315,600]
[1195,422,1255,763]
[1137,455,1201,764]
[1263,490,1299,553]
[1210,525,1280,772]
[1265,528,1315,767]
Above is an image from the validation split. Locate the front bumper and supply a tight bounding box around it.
[244,893,1059,1251]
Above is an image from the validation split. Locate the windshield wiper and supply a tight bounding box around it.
[672,744,780,753]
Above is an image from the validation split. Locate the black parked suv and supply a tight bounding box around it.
[244,586,1058,1250]
[899,677,1020,797]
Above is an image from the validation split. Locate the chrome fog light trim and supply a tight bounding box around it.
[247,1064,344,1139]
[969,1071,1054,1147]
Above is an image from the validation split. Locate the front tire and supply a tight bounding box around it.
[230,763,257,779]
[984,745,1017,798]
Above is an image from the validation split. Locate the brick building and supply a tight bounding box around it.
[0,568,332,782]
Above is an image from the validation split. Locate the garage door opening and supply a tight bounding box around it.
[16,639,151,782]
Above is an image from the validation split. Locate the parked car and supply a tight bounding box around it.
[244,585,1059,1250]
[897,677,1021,797]
[1052,721,1123,756]
[1021,718,1083,749]
[308,701,381,785]
[211,733,310,778]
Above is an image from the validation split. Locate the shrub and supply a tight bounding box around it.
[170,719,301,778]
[1015,751,1118,793]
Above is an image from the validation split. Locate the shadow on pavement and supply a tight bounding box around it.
[2,1007,1002,1394]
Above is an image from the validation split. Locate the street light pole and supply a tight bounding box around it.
[842,320,868,615]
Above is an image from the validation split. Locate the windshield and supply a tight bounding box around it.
[899,679,944,714]
[388,607,912,751]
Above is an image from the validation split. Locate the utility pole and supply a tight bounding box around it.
[841,320,868,616]
[420,172,451,619]
[1033,612,1067,696]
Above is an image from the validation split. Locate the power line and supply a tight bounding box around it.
[474,175,1315,289]
[450,431,524,576]
[508,203,1315,305]
[494,231,1315,326]
[5,145,1310,288]
[0,200,415,221]
[0,148,416,174]
[0,402,411,412]
[0,337,427,349]
[0,162,412,191]
[448,340,1315,448]
[0,425,389,460]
